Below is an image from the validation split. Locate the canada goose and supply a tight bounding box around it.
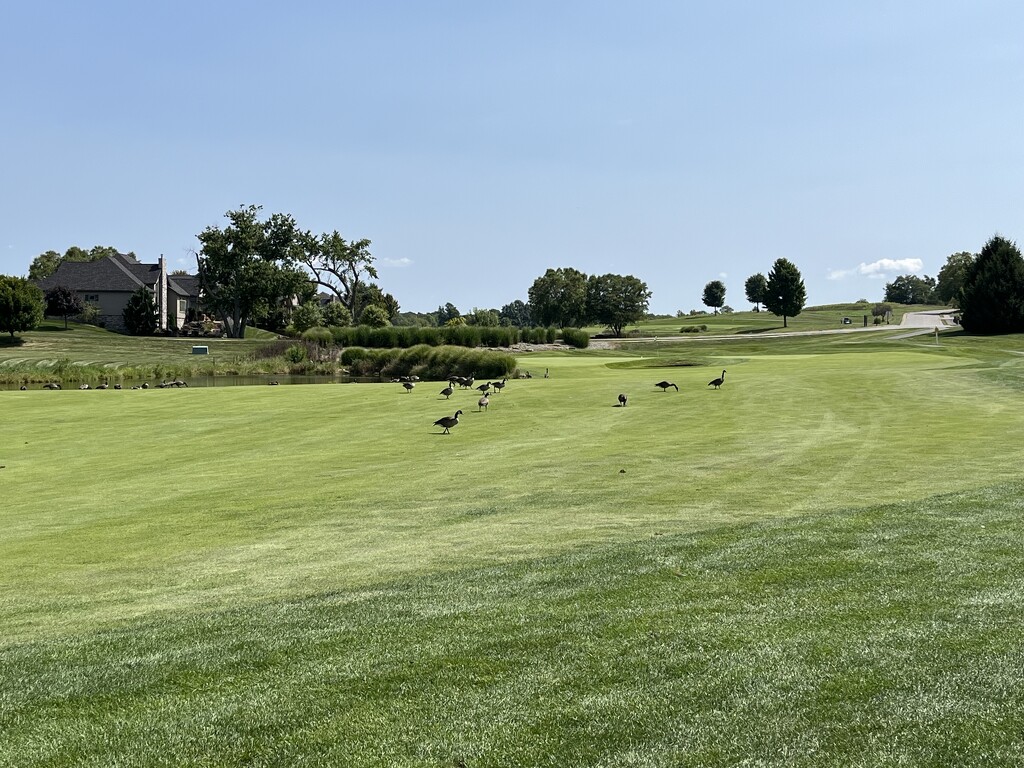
[172,379,188,388]
[440,385,454,399]
[492,378,507,393]
[113,384,123,390]
[402,381,415,393]
[433,409,463,434]
[708,370,727,389]
[618,393,627,407]
[43,382,60,390]
[478,392,490,411]
[476,382,491,394]
[96,382,109,390]
[655,380,678,392]
[79,384,90,390]
[269,380,280,385]
[19,385,27,391]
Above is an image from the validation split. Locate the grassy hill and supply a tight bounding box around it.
[3,325,1024,765]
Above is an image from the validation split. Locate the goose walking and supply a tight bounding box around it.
[433,409,463,434]
[491,378,507,394]
[655,380,678,392]
[440,385,454,399]
[708,370,727,389]
[402,381,415,393]
[478,392,490,411]
[618,393,627,407]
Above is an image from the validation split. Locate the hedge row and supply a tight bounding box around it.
[341,345,517,380]
[326,325,584,349]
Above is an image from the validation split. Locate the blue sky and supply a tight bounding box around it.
[2,1,1021,314]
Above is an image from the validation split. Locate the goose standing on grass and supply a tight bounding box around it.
[433,409,463,434]
[618,393,627,407]
[655,380,679,392]
[492,378,507,394]
[440,385,454,399]
[476,382,491,394]
[708,370,727,389]
[402,381,415,393]
[478,392,490,411]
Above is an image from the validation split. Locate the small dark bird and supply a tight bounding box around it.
[476,382,491,394]
[440,385,454,399]
[96,382,108,390]
[492,378,507,393]
[708,369,727,389]
[655,380,678,392]
[114,384,122,390]
[19,385,27,391]
[433,409,463,434]
[618,393,627,407]
[141,382,149,389]
[269,380,280,385]
[478,392,490,411]
[402,381,415,393]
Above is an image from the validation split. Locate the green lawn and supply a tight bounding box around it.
[3,329,1024,766]
[0,320,273,369]
[590,303,949,338]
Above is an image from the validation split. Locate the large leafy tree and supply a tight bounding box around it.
[884,274,936,304]
[701,280,727,314]
[436,302,461,326]
[935,251,976,306]
[196,205,311,338]
[0,275,45,337]
[744,273,768,310]
[352,282,399,324]
[587,273,652,336]
[528,267,589,328]
[28,245,126,281]
[499,299,532,328]
[959,235,1024,334]
[295,231,377,321]
[122,287,158,336]
[45,285,84,329]
[763,258,807,328]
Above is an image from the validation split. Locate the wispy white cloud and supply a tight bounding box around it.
[828,258,924,281]
[381,257,413,267]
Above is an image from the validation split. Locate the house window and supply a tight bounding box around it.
[84,294,99,303]
[178,299,187,315]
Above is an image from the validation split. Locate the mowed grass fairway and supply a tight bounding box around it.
[4,332,1024,766]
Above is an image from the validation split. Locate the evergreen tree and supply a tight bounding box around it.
[763,259,807,328]
[959,236,1024,334]
[122,287,159,335]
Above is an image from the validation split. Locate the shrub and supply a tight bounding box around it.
[284,344,307,364]
[322,302,351,327]
[291,302,325,333]
[301,327,333,346]
[559,327,590,348]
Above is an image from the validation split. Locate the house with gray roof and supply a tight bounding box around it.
[35,253,199,333]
